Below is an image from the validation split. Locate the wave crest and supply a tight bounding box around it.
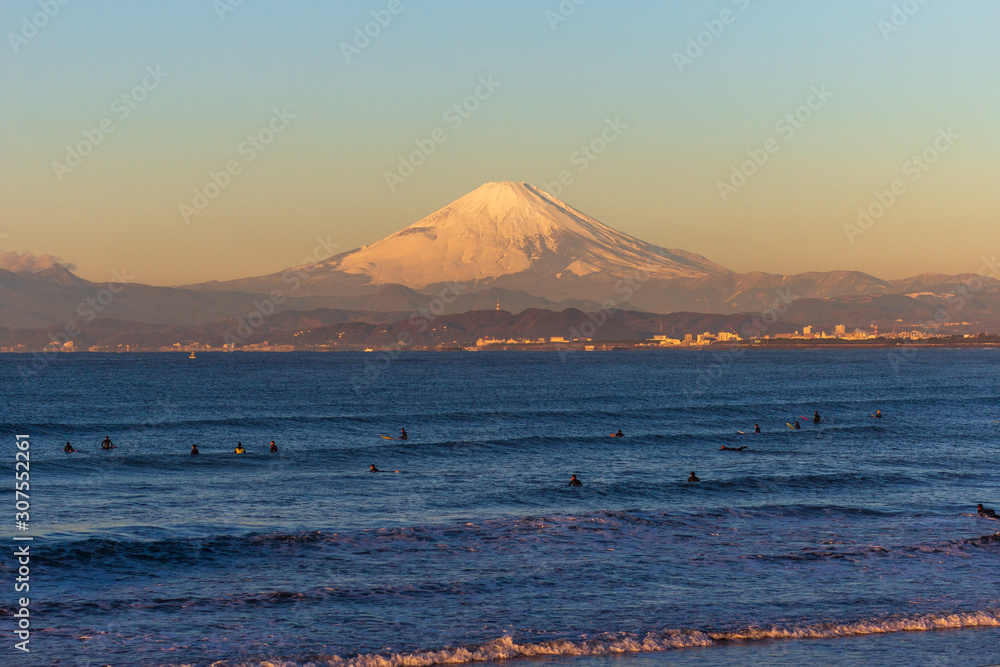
[249,610,1000,667]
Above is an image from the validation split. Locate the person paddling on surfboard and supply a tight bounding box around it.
[101,436,115,449]
[371,464,381,473]
[978,504,997,518]
[64,442,75,453]
[687,471,700,482]
[568,475,582,487]
[400,428,408,440]
[721,445,747,451]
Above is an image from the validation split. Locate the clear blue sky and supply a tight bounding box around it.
[2,0,999,285]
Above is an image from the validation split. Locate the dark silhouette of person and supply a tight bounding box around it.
[101,436,114,449]
[721,445,747,451]
[978,503,997,518]
[64,442,75,453]
[875,410,882,418]
[269,440,278,453]
[794,422,801,429]
[754,424,761,433]
[191,444,199,455]
[400,428,408,440]
[813,411,821,423]
[568,475,582,486]
[234,442,245,454]
[614,430,624,437]
[370,464,381,472]
[687,471,700,482]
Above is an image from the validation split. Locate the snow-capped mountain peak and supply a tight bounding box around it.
[324,181,729,288]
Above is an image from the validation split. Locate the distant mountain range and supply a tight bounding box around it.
[0,308,803,351]
[190,181,729,298]
[3,181,999,344]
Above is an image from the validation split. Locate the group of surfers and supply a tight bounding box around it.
[565,408,993,520]
[742,408,882,434]
[190,440,280,455]
[62,420,994,520]
[566,473,995,519]
[63,438,281,455]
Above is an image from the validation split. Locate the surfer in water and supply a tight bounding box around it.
[191,444,199,455]
[64,442,75,453]
[234,442,245,454]
[568,475,582,487]
[400,428,408,440]
[794,421,801,430]
[613,429,624,437]
[813,411,821,423]
[755,424,761,433]
[687,471,700,482]
[978,504,997,518]
[269,441,278,453]
[875,410,882,418]
[720,445,747,451]
[101,436,115,449]
[370,465,381,473]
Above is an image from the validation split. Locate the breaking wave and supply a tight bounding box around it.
[242,610,1000,667]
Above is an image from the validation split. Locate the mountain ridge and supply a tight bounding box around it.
[332,181,732,286]
[5,181,1000,331]
[197,181,731,297]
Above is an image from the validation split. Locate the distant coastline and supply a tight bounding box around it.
[5,336,1000,354]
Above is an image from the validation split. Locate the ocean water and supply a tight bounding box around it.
[1,349,999,667]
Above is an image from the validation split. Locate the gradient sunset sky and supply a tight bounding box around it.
[3,0,999,285]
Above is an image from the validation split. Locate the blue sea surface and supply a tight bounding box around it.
[1,349,999,666]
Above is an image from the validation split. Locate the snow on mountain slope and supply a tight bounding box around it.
[322,182,730,288]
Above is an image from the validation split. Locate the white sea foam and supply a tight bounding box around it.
[711,610,1000,641]
[246,610,1000,667]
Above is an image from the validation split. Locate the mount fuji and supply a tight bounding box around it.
[191,181,1000,317]
[327,181,730,286]
[206,181,731,305]
[5,181,1000,333]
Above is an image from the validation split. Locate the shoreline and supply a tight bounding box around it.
[5,340,1000,353]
